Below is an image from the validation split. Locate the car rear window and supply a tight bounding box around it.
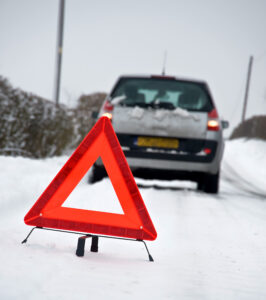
[110,77,213,112]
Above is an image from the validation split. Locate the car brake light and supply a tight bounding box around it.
[151,75,176,80]
[103,101,114,112]
[102,112,112,120]
[207,120,220,131]
[208,108,219,118]
[207,108,220,131]
[204,148,212,155]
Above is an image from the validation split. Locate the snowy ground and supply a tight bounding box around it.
[0,139,266,300]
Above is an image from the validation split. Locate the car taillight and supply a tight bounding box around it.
[102,112,112,120]
[208,108,219,118]
[207,119,220,131]
[204,148,212,155]
[103,100,114,112]
[207,108,220,131]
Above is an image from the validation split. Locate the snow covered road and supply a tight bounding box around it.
[0,139,266,299]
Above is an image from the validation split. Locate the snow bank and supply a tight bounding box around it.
[221,138,266,196]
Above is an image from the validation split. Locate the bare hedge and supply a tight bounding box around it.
[230,115,266,141]
[0,76,106,158]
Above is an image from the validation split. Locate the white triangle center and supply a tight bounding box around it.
[62,169,124,214]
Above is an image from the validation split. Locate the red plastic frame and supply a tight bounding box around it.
[24,117,157,241]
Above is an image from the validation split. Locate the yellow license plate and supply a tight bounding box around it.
[137,137,179,149]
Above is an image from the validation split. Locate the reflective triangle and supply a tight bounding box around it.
[24,117,157,241]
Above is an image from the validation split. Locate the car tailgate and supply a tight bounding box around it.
[112,106,208,139]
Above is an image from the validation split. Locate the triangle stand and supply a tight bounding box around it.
[22,226,154,262]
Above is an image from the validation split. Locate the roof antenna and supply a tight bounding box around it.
[162,51,167,76]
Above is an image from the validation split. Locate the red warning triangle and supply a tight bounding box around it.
[24,116,157,241]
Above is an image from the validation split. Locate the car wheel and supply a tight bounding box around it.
[203,171,220,194]
[88,165,107,184]
[197,178,205,191]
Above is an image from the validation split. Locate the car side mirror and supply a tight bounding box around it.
[221,120,229,129]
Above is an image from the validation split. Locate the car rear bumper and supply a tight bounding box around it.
[95,138,223,175]
[120,154,219,173]
[122,143,216,163]
[96,154,219,175]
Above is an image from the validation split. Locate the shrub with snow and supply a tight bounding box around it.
[72,92,106,148]
[0,76,106,158]
[230,115,266,141]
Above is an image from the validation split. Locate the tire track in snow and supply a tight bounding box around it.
[221,160,266,198]
[141,186,266,299]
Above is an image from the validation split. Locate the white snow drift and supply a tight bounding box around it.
[0,138,266,300]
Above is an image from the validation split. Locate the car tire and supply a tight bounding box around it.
[197,178,205,191]
[88,165,106,184]
[203,171,220,194]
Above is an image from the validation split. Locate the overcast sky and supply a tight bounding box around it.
[1,0,266,132]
